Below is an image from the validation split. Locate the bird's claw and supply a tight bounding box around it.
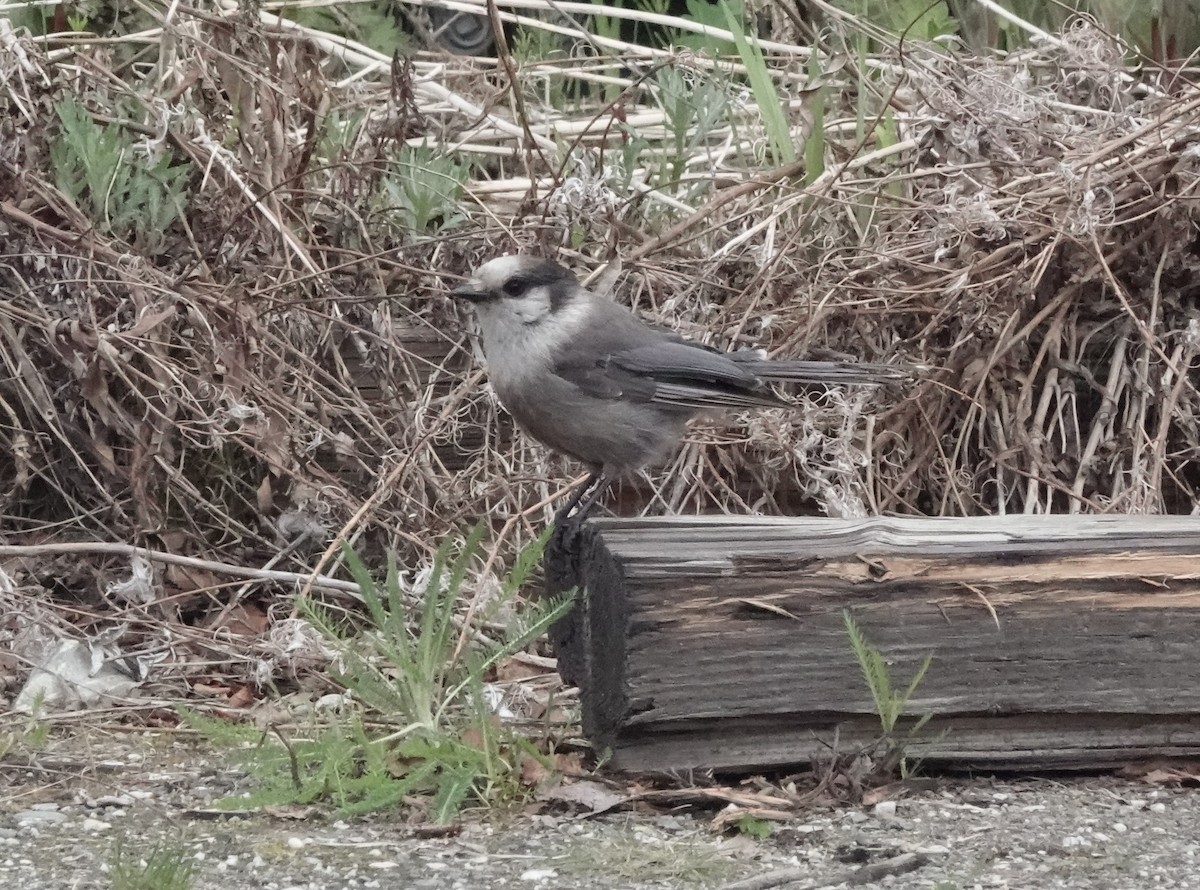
[550,511,583,553]
[549,471,607,552]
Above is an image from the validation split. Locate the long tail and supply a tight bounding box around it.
[736,357,916,385]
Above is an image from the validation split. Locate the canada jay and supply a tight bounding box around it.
[452,256,907,524]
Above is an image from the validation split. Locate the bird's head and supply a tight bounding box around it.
[451,256,580,326]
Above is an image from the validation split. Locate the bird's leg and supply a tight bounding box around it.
[550,471,611,551]
[545,473,608,666]
[553,471,601,529]
[571,471,611,521]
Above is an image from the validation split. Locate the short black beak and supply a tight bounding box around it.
[450,280,491,303]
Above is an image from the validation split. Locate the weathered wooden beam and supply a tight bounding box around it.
[544,515,1200,773]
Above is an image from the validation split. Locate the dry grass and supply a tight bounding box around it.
[1,5,1199,688]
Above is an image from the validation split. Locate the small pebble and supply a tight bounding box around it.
[1150,802,1167,814]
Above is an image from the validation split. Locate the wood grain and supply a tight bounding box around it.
[545,515,1200,773]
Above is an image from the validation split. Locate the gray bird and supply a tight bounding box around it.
[451,255,907,525]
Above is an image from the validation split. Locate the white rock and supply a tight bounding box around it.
[14,810,66,825]
[520,868,558,881]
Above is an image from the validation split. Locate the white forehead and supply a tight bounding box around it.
[471,255,529,289]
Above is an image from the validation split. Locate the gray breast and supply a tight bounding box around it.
[495,373,687,475]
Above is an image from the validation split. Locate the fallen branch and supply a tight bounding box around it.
[718,852,927,890]
[0,542,364,600]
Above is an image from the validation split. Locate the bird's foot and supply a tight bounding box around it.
[547,471,611,557]
[550,499,586,552]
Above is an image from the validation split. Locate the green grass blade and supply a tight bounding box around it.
[718,0,795,165]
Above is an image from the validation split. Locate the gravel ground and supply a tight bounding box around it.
[3,730,1199,890]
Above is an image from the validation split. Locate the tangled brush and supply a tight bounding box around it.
[1,9,1197,603]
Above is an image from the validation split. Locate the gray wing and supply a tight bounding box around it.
[555,339,787,411]
[730,352,912,384]
[548,296,907,411]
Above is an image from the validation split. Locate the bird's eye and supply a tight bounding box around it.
[501,278,525,297]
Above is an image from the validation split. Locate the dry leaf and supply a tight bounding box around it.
[539,779,627,814]
[227,684,257,708]
[495,657,550,681]
[213,603,270,637]
[520,753,552,787]
[553,752,589,777]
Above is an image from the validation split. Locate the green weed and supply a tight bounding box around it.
[185,528,572,821]
[655,65,728,197]
[674,0,738,55]
[379,144,470,235]
[802,52,827,184]
[829,0,956,44]
[51,97,189,251]
[735,813,773,839]
[0,713,51,759]
[843,609,933,776]
[718,0,795,166]
[108,838,195,890]
[280,0,411,57]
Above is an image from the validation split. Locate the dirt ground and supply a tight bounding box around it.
[3,729,1200,890]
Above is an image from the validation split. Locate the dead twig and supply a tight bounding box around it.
[717,851,928,890]
[0,543,364,600]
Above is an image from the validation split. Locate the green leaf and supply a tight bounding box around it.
[51,96,188,250]
[717,0,795,165]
